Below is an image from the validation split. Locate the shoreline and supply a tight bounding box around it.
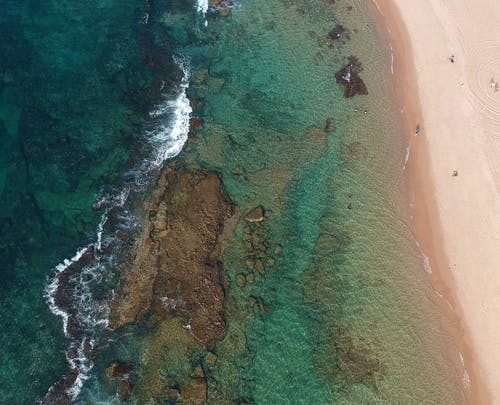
[373,0,500,403]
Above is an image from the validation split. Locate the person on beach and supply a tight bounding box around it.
[491,78,498,92]
[448,54,455,63]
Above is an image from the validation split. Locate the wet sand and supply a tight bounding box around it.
[375,0,500,403]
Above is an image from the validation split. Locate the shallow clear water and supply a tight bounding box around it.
[181,0,465,403]
[0,0,466,403]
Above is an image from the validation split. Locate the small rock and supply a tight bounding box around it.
[192,364,205,379]
[328,24,347,40]
[254,260,265,275]
[232,167,244,175]
[324,118,334,132]
[245,258,255,269]
[118,380,133,401]
[236,274,247,286]
[244,206,265,223]
[205,352,218,368]
[255,242,268,252]
[106,362,131,379]
[190,117,203,129]
[194,69,209,84]
[246,273,255,283]
[266,258,275,267]
[166,387,181,401]
[274,244,282,255]
[157,229,169,238]
[250,296,269,313]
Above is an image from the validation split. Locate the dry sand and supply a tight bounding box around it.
[372,0,500,403]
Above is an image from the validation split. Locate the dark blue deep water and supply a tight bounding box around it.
[0,0,189,402]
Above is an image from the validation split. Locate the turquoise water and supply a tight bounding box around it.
[0,0,466,403]
[181,0,465,403]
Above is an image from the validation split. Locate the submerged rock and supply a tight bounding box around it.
[236,273,247,286]
[250,296,270,314]
[106,362,131,379]
[328,24,348,41]
[335,56,368,98]
[324,117,335,133]
[244,205,265,222]
[181,376,207,405]
[190,117,203,130]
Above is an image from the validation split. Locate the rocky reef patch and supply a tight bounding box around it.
[107,165,235,402]
[335,56,368,98]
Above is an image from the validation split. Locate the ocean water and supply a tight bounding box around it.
[0,0,185,402]
[0,0,466,404]
[181,0,466,403]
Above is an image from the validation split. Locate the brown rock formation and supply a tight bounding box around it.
[110,167,234,350]
[108,167,235,402]
[244,206,265,223]
[335,56,368,98]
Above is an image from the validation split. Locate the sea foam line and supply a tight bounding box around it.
[390,45,394,74]
[196,0,208,15]
[402,145,410,170]
[148,56,192,167]
[46,247,89,338]
[415,240,432,275]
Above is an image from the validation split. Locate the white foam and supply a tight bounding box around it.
[390,45,394,74]
[195,0,209,27]
[463,369,470,388]
[148,55,192,167]
[196,0,208,14]
[371,0,382,15]
[414,239,432,275]
[45,247,89,338]
[45,248,97,401]
[422,253,432,275]
[402,145,410,170]
[65,337,95,400]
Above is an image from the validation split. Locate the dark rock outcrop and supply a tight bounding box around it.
[335,56,368,98]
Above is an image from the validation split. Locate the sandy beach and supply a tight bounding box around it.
[375,0,500,403]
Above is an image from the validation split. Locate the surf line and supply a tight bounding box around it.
[43,56,192,403]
